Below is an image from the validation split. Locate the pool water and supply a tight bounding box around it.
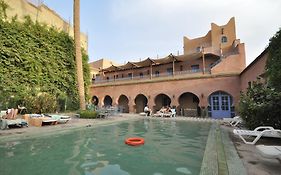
[0,119,211,175]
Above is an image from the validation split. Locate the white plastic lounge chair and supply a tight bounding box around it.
[233,126,281,144]
[48,114,71,124]
[162,109,176,118]
[223,116,242,127]
[256,145,281,160]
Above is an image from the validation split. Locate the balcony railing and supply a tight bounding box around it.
[93,68,211,84]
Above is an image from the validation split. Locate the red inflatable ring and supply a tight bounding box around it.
[125,137,145,146]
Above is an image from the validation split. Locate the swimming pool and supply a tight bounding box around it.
[0,119,211,175]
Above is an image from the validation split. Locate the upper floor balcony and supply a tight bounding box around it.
[92,67,212,86]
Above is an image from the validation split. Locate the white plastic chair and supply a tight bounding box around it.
[233,126,281,144]
[256,145,281,160]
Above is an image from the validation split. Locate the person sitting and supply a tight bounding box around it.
[165,106,172,113]
[3,108,18,120]
[144,105,152,116]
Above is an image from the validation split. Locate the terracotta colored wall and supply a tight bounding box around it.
[211,44,246,74]
[184,17,236,56]
[240,51,268,92]
[90,75,241,113]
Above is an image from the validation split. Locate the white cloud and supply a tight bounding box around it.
[103,0,281,65]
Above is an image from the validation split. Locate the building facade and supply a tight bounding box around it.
[90,17,250,119]
[4,0,88,51]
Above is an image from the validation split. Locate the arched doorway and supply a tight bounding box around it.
[208,91,233,119]
[118,95,129,113]
[91,96,99,106]
[178,92,199,117]
[154,94,171,111]
[135,94,148,113]
[104,95,112,107]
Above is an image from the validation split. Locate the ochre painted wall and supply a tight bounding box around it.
[4,0,88,51]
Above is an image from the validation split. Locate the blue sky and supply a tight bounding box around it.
[38,0,281,65]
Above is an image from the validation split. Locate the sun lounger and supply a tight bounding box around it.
[23,114,58,127]
[256,145,281,160]
[0,109,28,129]
[223,116,242,127]
[0,118,28,129]
[46,114,71,124]
[162,109,176,118]
[233,126,281,144]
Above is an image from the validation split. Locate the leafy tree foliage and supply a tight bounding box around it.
[266,27,281,92]
[0,14,90,113]
[239,82,281,130]
[240,28,281,129]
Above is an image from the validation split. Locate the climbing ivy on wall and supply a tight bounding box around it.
[0,8,90,112]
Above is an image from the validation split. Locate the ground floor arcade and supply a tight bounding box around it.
[90,74,241,119]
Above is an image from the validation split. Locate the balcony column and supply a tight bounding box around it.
[172,59,175,76]
[202,47,206,74]
[150,64,152,79]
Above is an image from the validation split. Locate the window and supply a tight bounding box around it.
[115,75,118,79]
[155,71,160,77]
[248,81,252,88]
[121,74,124,78]
[128,73,133,79]
[140,72,143,78]
[95,74,100,80]
[167,68,173,75]
[221,36,227,43]
[106,77,109,81]
[180,65,183,71]
[196,46,201,52]
[191,65,200,72]
[147,70,150,75]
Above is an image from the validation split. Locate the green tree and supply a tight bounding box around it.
[239,82,281,129]
[266,27,281,91]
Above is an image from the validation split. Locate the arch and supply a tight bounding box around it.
[104,95,113,107]
[178,92,200,117]
[154,93,171,111]
[134,94,148,113]
[91,96,99,106]
[208,91,233,119]
[118,95,129,113]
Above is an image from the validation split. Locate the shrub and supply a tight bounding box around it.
[239,82,281,129]
[78,110,98,119]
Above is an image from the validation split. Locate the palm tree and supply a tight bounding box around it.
[73,0,86,110]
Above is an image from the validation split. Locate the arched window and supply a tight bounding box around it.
[221,36,227,43]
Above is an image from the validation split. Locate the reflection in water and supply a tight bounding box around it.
[0,119,210,175]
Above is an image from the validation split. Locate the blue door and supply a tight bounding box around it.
[211,93,231,119]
